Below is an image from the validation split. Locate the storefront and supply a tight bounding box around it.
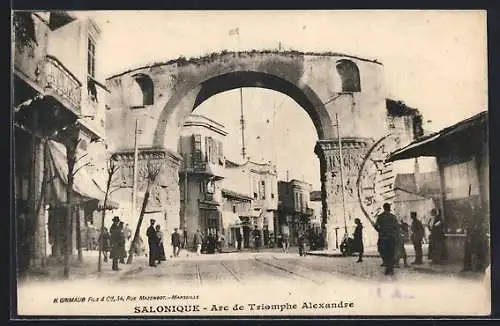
[45,140,118,258]
[387,111,489,269]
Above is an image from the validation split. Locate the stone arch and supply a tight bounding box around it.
[153,70,334,149]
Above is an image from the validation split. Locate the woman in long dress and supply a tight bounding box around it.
[155,225,167,264]
[353,218,364,263]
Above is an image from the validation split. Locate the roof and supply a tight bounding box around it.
[393,172,442,202]
[387,110,488,162]
[386,99,421,117]
[221,189,253,202]
[182,114,227,136]
[394,174,417,194]
[415,171,441,198]
[106,50,382,80]
[225,158,276,174]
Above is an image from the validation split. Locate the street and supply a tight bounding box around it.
[115,250,465,285]
[17,249,490,316]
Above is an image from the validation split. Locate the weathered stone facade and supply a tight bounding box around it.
[315,138,379,248]
[112,149,182,249]
[105,50,418,251]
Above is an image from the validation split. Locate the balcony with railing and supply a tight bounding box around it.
[44,55,82,113]
[13,13,82,115]
[188,153,225,180]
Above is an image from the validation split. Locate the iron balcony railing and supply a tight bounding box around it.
[44,55,82,112]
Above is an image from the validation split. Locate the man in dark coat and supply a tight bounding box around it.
[298,229,306,257]
[236,229,242,251]
[374,203,399,275]
[109,216,121,271]
[146,219,158,267]
[252,225,261,251]
[353,218,364,263]
[410,212,425,265]
[171,228,181,257]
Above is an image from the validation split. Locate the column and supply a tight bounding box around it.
[315,138,371,251]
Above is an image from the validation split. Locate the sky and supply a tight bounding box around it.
[76,10,487,189]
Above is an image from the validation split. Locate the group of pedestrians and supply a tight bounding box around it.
[146,219,173,267]
[372,203,447,275]
[98,216,136,271]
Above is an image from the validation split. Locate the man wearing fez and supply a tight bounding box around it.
[146,219,158,267]
[109,216,121,271]
[374,203,399,275]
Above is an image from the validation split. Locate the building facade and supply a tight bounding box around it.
[221,160,278,248]
[392,172,441,225]
[388,111,489,269]
[13,11,111,272]
[309,190,323,228]
[277,179,314,246]
[220,189,253,248]
[178,114,227,246]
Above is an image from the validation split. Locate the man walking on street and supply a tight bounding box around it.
[410,212,425,265]
[374,203,399,275]
[171,228,181,257]
[146,219,158,267]
[109,216,121,271]
[194,229,203,255]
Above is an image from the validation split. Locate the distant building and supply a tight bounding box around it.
[178,114,227,245]
[392,172,441,237]
[388,111,489,266]
[309,190,323,228]
[277,180,314,246]
[221,160,278,248]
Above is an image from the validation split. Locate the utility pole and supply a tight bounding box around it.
[131,119,139,223]
[239,88,246,160]
[335,113,348,235]
[183,152,188,228]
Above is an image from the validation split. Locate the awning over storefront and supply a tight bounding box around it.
[47,140,119,209]
[386,111,487,162]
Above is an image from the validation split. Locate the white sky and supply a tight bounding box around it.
[77,10,487,189]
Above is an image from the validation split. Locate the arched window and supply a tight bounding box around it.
[130,74,154,107]
[336,60,361,93]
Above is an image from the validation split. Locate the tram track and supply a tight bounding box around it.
[219,261,242,283]
[195,263,202,285]
[253,256,324,285]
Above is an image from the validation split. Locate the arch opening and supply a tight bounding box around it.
[336,59,361,93]
[192,71,333,141]
[130,73,154,107]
